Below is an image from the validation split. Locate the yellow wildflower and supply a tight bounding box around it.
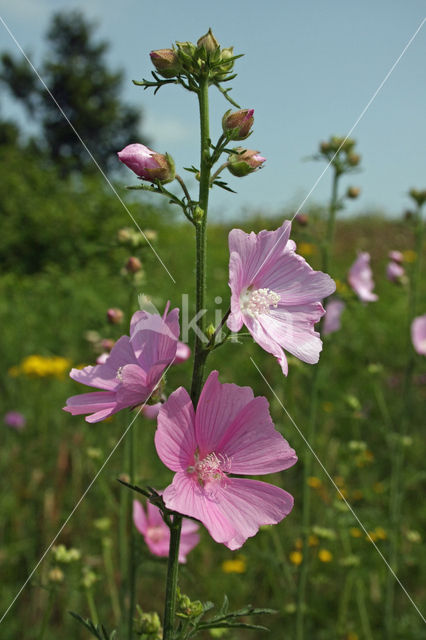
[294,537,303,550]
[221,556,246,574]
[322,401,334,413]
[307,476,322,489]
[11,355,71,378]
[352,490,363,501]
[366,531,378,543]
[350,527,362,538]
[308,534,319,547]
[289,551,303,566]
[373,482,385,493]
[402,249,416,263]
[318,549,333,563]
[374,527,387,540]
[347,633,359,640]
[297,242,316,257]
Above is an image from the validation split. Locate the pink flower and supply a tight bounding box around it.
[142,402,162,420]
[227,220,336,374]
[4,411,26,430]
[117,144,175,183]
[155,371,297,550]
[388,250,403,264]
[386,260,405,283]
[348,252,378,302]
[175,341,191,364]
[411,315,426,355]
[323,299,345,335]
[133,499,199,563]
[64,305,179,423]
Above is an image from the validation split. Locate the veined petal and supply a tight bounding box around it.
[162,472,238,546]
[70,335,136,391]
[217,397,297,474]
[115,364,149,406]
[262,304,324,364]
[195,371,254,454]
[131,308,179,369]
[155,387,196,472]
[63,391,118,423]
[217,478,294,550]
[244,316,289,375]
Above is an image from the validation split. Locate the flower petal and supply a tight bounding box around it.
[195,371,254,454]
[244,316,288,375]
[133,500,148,534]
[217,478,294,549]
[155,387,196,472]
[70,336,136,391]
[217,396,297,474]
[63,391,118,423]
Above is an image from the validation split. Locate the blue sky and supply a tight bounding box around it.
[0,0,425,220]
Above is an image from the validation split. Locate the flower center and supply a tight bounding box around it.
[240,287,280,318]
[146,525,165,544]
[187,451,231,496]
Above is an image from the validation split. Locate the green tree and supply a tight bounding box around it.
[0,10,145,174]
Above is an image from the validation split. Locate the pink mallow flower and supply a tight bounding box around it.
[348,252,378,302]
[227,220,336,375]
[64,305,179,423]
[155,371,297,550]
[323,299,345,335]
[4,411,26,430]
[386,260,405,283]
[411,315,426,355]
[133,499,199,563]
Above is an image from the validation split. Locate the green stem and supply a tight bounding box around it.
[86,588,99,626]
[385,203,424,639]
[162,73,212,640]
[127,420,136,639]
[356,578,373,640]
[102,538,121,626]
[163,516,182,640]
[37,588,55,640]
[296,168,340,640]
[191,73,211,405]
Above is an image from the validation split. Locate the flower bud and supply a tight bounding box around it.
[388,250,403,264]
[197,28,219,53]
[320,141,331,154]
[150,49,181,78]
[409,188,426,207]
[222,109,254,140]
[295,212,309,226]
[227,147,266,177]
[126,256,142,274]
[135,608,162,637]
[346,152,360,167]
[346,186,361,199]
[117,144,175,184]
[107,308,124,324]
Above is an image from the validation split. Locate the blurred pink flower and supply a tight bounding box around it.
[155,371,297,550]
[388,250,403,264]
[4,411,26,430]
[323,299,345,335]
[133,499,199,563]
[386,260,405,283]
[227,220,335,374]
[64,305,179,423]
[411,315,426,355]
[175,341,191,364]
[348,252,378,302]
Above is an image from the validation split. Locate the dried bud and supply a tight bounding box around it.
[320,141,331,154]
[227,147,266,177]
[346,186,361,199]
[150,48,182,78]
[118,144,175,184]
[126,256,142,273]
[346,152,360,167]
[197,28,219,53]
[222,109,254,140]
[107,308,124,324]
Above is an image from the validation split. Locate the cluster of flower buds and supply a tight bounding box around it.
[318,135,361,175]
[117,227,157,248]
[150,29,236,84]
[408,188,426,208]
[134,607,162,638]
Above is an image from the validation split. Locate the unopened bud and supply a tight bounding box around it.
[135,608,162,636]
[126,256,142,273]
[118,144,175,184]
[107,308,124,324]
[227,147,266,177]
[48,567,64,583]
[100,338,115,351]
[346,186,361,199]
[346,152,360,167]
[295,212,309,226]
[409,188,426,207]
[320,141,330,154]
[193,206,204,222]
[222,109,254,140]
[150,48,182,78]
[197,28,219,53]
